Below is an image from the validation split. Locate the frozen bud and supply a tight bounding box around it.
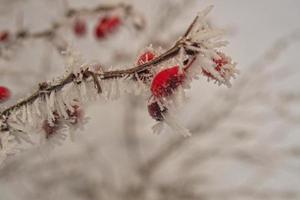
[202,52,238,86]
[42,112,61,139]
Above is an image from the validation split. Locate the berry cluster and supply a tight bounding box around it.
[135,49,235,122]
[0,6,239,165]
[73,15,122,40]
[136,50,187,121]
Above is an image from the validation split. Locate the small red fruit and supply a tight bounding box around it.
[151,66,185,98]
[135,51,156,83]
[147,100,167,121]
[202,52,229,80]
[94,16,121,39]
[137,51,155,65]
[73,18,87,37]
[0,31,9,42]
[0,86,11,102]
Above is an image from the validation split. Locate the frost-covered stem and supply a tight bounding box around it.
[0,23,194,119]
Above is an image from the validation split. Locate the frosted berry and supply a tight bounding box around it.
[137,51,155,65]
[151,66,185,98]
[73,18,87,37]
[0,86,11,102]
[94,16,121,39]
[147,100,167,121]
[202,52,229,80]
[0,31,9,42]
[135,51,156,83]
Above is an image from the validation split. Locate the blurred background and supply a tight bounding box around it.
[1,0,300,199]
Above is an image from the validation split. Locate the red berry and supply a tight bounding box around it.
[202,52,229,80]
[95,26,105,38]
[137,51,155,65]
[73,18,87,37]
[0,86,11,102]
[135,51,156,83]
[0,31,9,42]
[151,66,185,98]
[94,16,121,39]
[147,100,167,121]
[94,17,109,38]
[106,16,121,31]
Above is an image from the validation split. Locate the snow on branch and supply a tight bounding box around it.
[0,6,238,165]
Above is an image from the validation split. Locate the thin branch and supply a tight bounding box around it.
[0,15,195,118]
[0,3,143,56]
[66,3,131,17]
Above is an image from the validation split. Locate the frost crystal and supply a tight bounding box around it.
[0,130,18,165]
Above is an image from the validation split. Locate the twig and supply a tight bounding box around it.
[0,45,179,117]
[0,15,195,118]
[0,3,143,56]
[66,3,131,17]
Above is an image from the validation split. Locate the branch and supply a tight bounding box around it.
[0,6,238,166]
[0,3,144,56]
[0,42,180,117]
